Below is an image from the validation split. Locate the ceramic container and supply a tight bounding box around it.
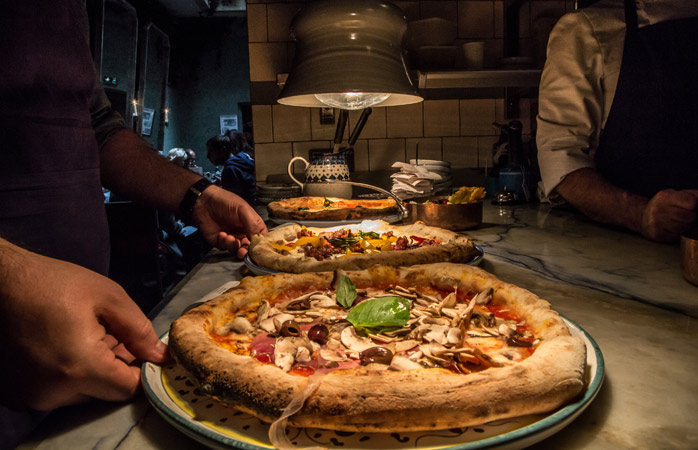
[287,155,353,198]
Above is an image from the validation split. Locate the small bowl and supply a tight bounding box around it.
[403,197,482,231]
[680,228,698,286]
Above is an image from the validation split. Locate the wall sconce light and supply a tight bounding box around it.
[164,108,169,125]
[131,99,139,118]
[277,0,422,110]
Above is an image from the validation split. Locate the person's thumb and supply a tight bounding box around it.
[97,292,168,364]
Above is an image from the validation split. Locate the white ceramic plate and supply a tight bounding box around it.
[268,214,403,228]
[243,244,484,276]
[143,318,603,450]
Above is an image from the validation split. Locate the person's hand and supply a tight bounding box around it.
[193,185,268,258]
[640,189,698,243]
[0,242,169,411]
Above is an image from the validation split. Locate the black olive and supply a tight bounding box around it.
[360,346,393,365]
[280,320,301,337]
[307,323,329,345]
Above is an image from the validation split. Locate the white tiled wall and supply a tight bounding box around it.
[247,0,572,182]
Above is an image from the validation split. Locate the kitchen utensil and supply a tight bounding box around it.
[287,154,353,198]
[348,107,372,146]
[681,228,698,285]
[332,109,349,152]
[402,197,482,230]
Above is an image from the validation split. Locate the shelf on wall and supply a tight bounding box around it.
[416,69,542,89]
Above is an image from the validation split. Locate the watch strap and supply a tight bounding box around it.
[178,178,212,224]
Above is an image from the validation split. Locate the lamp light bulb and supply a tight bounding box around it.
[314,92,391,110]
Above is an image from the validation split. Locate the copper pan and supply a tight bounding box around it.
[402,197,482,231]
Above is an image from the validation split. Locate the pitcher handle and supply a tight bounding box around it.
[287,156,309,190]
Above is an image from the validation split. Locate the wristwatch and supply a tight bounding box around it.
[179,178,213,224]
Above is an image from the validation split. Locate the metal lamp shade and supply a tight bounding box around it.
[277,0,422,109]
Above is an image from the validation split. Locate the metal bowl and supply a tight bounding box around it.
[402,197,482,231]
[680,228,698,286]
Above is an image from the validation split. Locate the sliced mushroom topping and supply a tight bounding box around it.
[319,348,348,362]
[257,300,270,322]
[389,356,424,371]
[441,292,457,310]
[422,316,451,326]
[413,297,432,307]
[408,350,423,361]
[420,343,450,364]
[284,298,310,311]
[423,324,449,344]
[407,323,430,340]
[308,294,337,308]
[446,327,462,345]
[473,288,494,305]
[215,316,254,336]
[467,331,499,338]
[274,336,313,372]
[340,326,375,352]
[420,293,441,304]
[498,323,515,337]
[393,339,421,353]
[259,313,295,333]
[275,352,295,372]
[369,333,396,344]
[291,290,324,303]
[295,346,311,363]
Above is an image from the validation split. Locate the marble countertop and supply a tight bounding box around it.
[19,202,698,449]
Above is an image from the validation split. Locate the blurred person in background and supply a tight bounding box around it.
[185,148,204,176]
[206,131,257,206]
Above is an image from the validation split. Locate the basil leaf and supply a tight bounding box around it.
[347,296,411,333]
[336,275,357,308]
[323,198,334,207]
[296,206,310,211]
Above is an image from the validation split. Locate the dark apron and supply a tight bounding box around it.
[0,1,110,275]
[595,0,698,198]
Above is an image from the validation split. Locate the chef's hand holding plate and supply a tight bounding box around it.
[0,239,169,411]
[640,189,698,243]
[192,185,268,259]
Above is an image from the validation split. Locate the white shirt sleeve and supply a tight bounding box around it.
[536,11,610,197]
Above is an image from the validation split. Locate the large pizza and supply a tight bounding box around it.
[248,220,480,273]
[267,196,398,221]
[169,263,587,438]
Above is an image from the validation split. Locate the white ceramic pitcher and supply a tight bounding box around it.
[287,154,353,198]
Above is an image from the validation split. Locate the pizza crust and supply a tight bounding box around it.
[169,263,587,432]
[248,220,481,273]
[267,196,398,221]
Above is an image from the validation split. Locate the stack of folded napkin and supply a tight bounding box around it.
[390,161,444,200]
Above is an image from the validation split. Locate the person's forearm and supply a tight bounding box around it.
[554,168,648,233]
[99,128,201,212]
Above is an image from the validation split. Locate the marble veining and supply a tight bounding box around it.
[467,204,697,317]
